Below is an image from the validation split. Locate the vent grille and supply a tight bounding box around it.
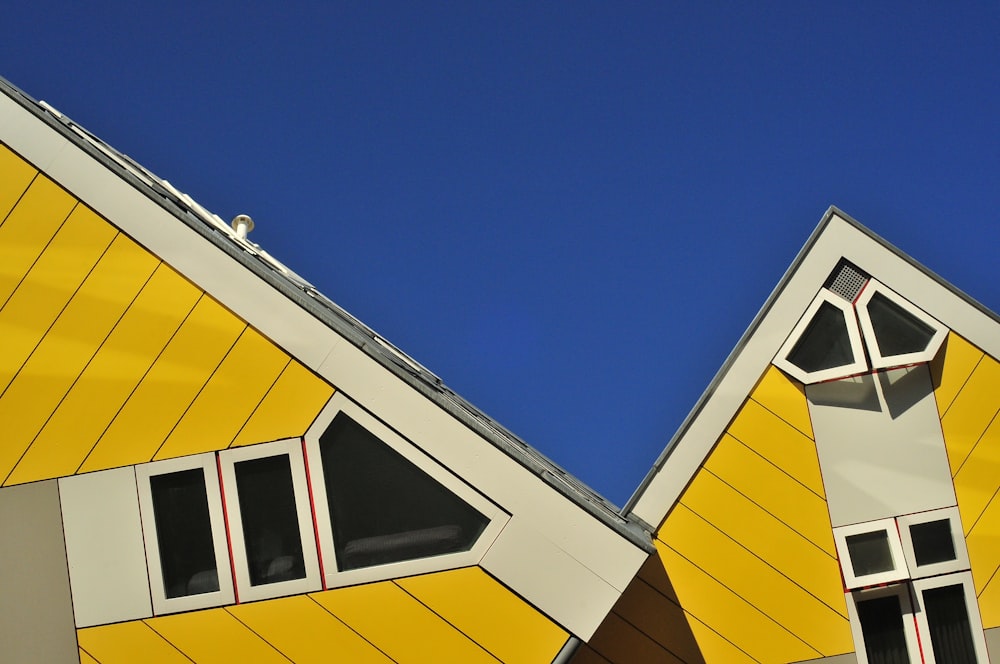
[826,260,869,301]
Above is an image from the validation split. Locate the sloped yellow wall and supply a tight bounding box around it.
[0,143,333,486]
[656,366,853,663]
[932,332,1000,628]
[77,567,568,664]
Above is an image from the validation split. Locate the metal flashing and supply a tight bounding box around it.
[0,75,650,552]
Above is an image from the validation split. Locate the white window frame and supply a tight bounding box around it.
[911,572,990,664]
[218,438,322,602]
[855,279,948,370]
[834,517,909,589]
[846,583,921,664]
[898,506,969,579]
[774,290,868,384]
[304,392,509,589]
[135,453,235,615]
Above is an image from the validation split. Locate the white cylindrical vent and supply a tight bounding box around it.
[231,214,254,240]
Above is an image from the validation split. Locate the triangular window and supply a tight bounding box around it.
[305,394,507,587]
[775,291,868,384]
[318,412,489,570]
[856,280,947,369]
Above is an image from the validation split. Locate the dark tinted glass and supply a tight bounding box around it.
[923,584,977,663]
[857,594,910,664]
[867,292,935,357]
[787,301,855,373]
[847,530,895,577]
[149,469,220,598]
[910,519,956,567]
[320,413,489,571]
[234,454,305,586]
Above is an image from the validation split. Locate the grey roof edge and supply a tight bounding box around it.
[622,205,1000,518]
[0,76,653,553]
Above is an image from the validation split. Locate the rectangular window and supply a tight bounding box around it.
[898,507,969,579]
[912,573,990,664]
[219,438,320,602]
[834,518,909,589]
[136,453,234,614]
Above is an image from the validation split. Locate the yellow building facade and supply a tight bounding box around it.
[1,76,998,663]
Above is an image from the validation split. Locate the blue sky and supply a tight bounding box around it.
[3,3,998,506]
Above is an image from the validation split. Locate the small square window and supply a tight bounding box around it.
[834,518,908,589]
[898,507,969,579]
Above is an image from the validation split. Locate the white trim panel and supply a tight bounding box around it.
[480,515,622,640]
[59,467,153,627]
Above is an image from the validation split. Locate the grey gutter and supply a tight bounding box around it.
[0,75,653,553]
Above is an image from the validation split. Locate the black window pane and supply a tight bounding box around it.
[867,292,935,357]
[847,530,895,578]
[149,469,220,599]
[924,584,978,663]
[910,519,957,567]
[857,594,911,664]
[234,455,305,586]
[787,301,855,373]
[320,413,489,571]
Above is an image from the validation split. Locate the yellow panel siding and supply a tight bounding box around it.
[398,567,569,664]
[726,399,825,497]
[79,648,101,664]
[679,469,847,619]
[0,204,114,396]
[967,493,1000,595]
[661,504,851,656]
[608,576,705,664]
[1,234,157,486]
[80,296,246,471]
[227,595,392,664]
[750,366,813,438]
[7,265,200,483]
[0,174,75,306]
[311,580,500,664]
[0,145,38,220]
[145,609,289,664]
[702,434,836,556]
[154,326,290,460]
[939,354,1000,473]
[684,617,757,664]
[230,360,335,448]
[979,570,1000,629]
[77,621,190,664]
[931,332,984,418]
[587,612,685,664]
[654,540,820,663]
[571,646,613,664]
[953,416,1000,535]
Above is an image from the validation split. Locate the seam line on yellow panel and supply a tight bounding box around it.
[148,323,249,461]
[305,593,401,663]
[967,485,1000,552]
[724,437,825,502]
[699,468,835,560]
[674,504,849,623]
[222,607,297,663]
[681,608,763,664]
[588,612,682,664]
[605,607,696,664]
[2,259,159,486]
[227,357,293,448]
[939,355,984,420]
[391,579,505,663]
[660,540,823,661]
[74,283,203,475]
[78,645,102,664]
[952,408,1000,480]
[0,197,79,314]
[0,170,39,230]
[138,620,200,664]
[749,395,815,441]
